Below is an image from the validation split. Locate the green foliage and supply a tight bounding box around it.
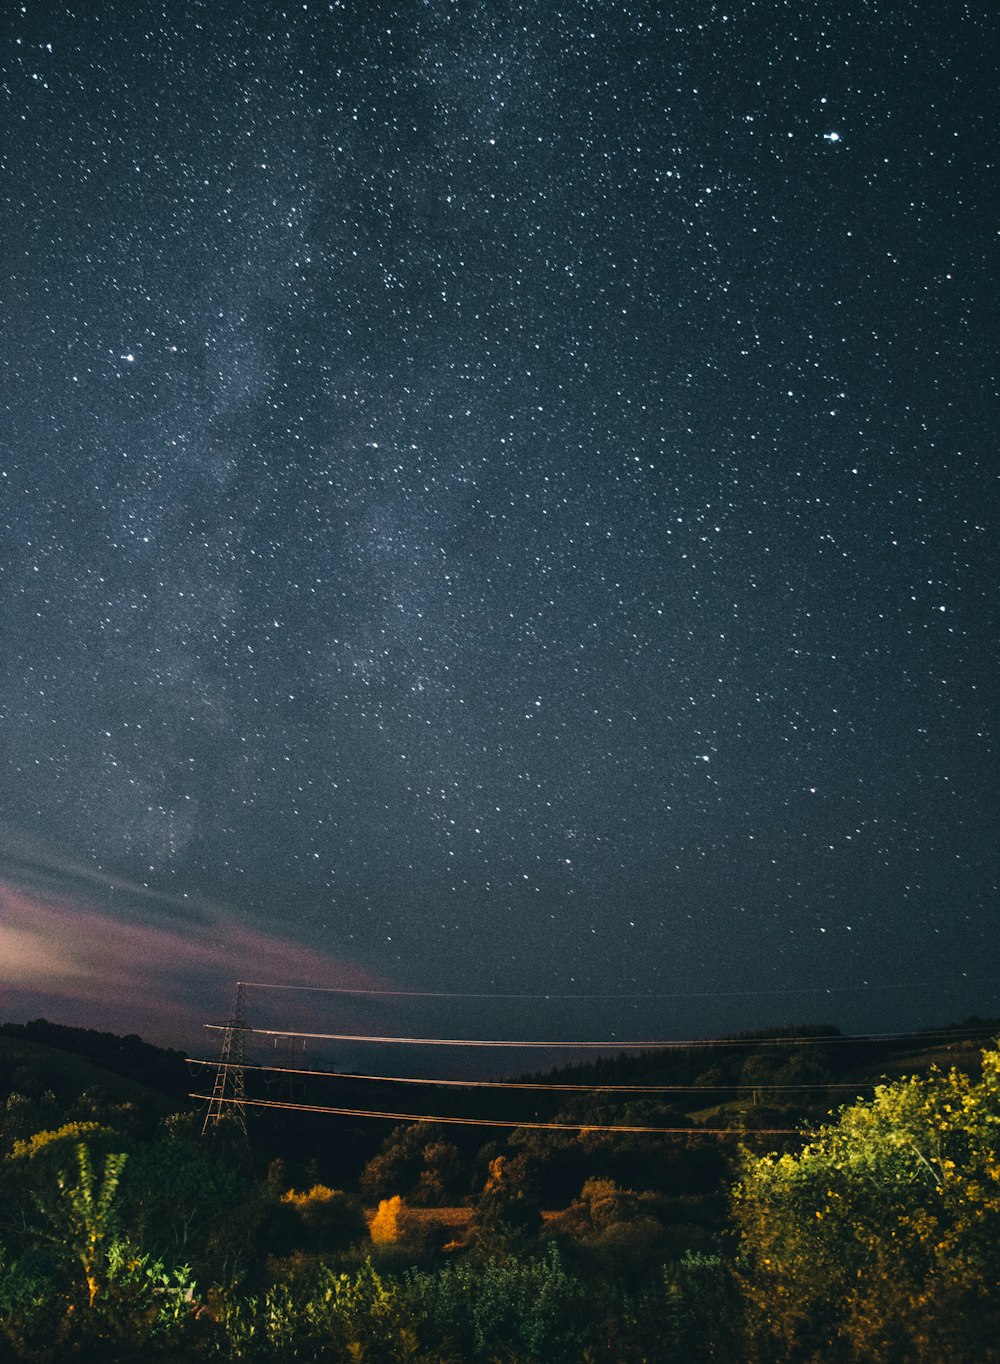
[271,1183,368,1255]
[0,1245,50,1318]
[0,1135,203,1360]
[120,1124,245,1266]
[107,1237,195,1316]
[733,1043,1000,1362]
[593,1252,744,1363]
[213,1259,433,1362]
[2,1119,122,1245]
[470,1155,543,1255]
[660,1252,745,1362]
[403,1245,588,1362]
[0,1235,200,1360]
[38,1142,129,1306]
[2,1024,997,1362]
[0,1243,59,1357]
[55,1237,202,1358]
[739,1043,833,1095]
[0,1091,60,1153]
[360,1122,466,1207]
[9,1120,108,1162]
[546,1177,670,1280]
[509,1099,729,1203]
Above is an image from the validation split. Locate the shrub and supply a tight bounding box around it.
[274,1184,367,1255]
[733,1042,1000,1363]
[403,1245,589,1361]
[370,1194,406,1245]
[215,1260,431,1362]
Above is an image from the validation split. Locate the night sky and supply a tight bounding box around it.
[2,1,997,1058]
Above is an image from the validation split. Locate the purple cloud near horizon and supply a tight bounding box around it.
[1,883,385,1051]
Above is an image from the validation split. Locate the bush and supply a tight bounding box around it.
[403,1245,589,1362]
[733,1043,1000,1363]
[370,1194,406,1245]
[215,1260,431,1363]
[545,1177,671,1280]
[272,1184,367,1256]
[0,1244,60,1360]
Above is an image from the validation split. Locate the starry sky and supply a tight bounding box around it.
[2,0,997,1055]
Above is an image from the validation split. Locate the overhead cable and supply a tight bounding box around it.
[204,1023,996,1049]
[189,1092,800,1135]
[186,1056,876,1092]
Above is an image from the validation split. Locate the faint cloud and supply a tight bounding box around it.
[0,827,386,1049]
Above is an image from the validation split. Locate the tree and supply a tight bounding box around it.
[411,1139,465,1207]
[360,1122,434,1203]
[732,1043,1000,1363]
[470,1154,542,1255]
[359,1122,466,1207]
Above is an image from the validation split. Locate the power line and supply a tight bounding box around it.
[193,990,993,1142]
[186,1056,878,1093]
[189,1092,801,1136]
[204,1023,996,1050]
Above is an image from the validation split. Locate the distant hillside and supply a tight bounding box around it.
[0,1018,190,1100]
[512,1017,1000,1121]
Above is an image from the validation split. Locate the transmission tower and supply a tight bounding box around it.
[266,1032,306,1103]
[202,980,251,1136]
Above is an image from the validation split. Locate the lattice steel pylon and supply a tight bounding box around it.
[202,981,251,1136]
[267,1033,306,1104]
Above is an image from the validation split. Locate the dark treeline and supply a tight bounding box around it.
[234,1015,999,1184]
[0,1021,190,1100]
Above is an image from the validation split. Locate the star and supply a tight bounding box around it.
[0,0,993,1051]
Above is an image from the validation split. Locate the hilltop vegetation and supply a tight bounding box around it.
[0,1019,997,1361]
[0,1021,189,1104]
